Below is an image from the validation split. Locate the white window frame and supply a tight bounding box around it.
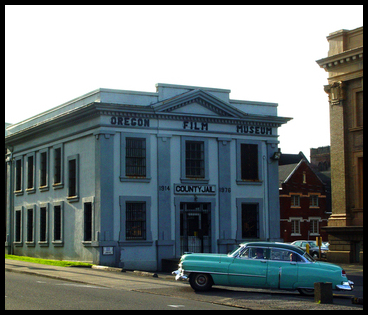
[290,217,302,236]
[309,217,320,236]
[290,194,301,208]
[309,194,319,208]
[120,133,151,183]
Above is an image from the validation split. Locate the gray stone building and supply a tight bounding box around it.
[5,83,291,270]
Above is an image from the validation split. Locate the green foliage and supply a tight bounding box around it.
[5,254,93,267]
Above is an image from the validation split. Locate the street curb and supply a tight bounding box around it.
[133,270,158,278]
[91,265,124,273]
[91,265,171,280]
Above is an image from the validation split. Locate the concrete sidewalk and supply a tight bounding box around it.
[5,259,363,310]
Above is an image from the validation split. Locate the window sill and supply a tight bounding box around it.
[236,179,263,185]
[53,183,64,190]
[181,178,209,184]
[26,188,36,194]
[120,176,151,183]
[52,241,64,247]
[39,185,49,192]
[67,196,79,203]
[118,240,153,247]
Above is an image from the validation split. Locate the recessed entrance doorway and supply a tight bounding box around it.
[180,202,211,255]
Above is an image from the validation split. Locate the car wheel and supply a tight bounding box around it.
[298,288,314,296]
[189,273,213,291]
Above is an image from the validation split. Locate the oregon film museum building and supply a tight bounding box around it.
[5,83,291,271]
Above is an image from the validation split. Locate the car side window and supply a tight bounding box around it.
[271,248,303,262]
[249,247,269,260]
[238,247,270,259]
[239,247,249,258]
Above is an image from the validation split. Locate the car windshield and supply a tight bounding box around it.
[228,245,244,257]
[303,252,315,262]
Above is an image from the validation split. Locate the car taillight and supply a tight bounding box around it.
[342,270,347,277]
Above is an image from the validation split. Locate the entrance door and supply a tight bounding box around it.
[180,203,211,255]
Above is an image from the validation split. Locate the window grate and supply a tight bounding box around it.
[126,202,146,240]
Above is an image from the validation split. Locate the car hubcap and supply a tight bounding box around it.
[196,275,207,286]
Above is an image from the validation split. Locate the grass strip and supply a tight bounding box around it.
[5,254,93,267]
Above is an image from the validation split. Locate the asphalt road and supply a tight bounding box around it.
[5,259,362,310]
[5,271,239,310]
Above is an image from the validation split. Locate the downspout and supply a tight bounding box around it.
[263,154,269,241]
[6,147,14,255]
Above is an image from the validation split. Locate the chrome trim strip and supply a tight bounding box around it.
[184,270,266,278]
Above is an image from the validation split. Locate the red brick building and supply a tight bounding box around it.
[279,159,330,243]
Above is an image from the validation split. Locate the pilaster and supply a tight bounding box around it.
[156,135,175,270]
[94,130,117,266]
[217,138,236,253]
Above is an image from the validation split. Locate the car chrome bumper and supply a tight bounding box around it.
[172,269,188,281]
[336,280,354,291]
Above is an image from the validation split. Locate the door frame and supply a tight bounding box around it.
[174,196,216,258]
[180,202,211,254]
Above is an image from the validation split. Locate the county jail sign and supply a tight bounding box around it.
[174,184,216,195]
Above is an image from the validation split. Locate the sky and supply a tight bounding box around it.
[5,5,363,160]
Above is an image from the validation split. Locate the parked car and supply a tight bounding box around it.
[172,242,353,295]
[291,240,329,259]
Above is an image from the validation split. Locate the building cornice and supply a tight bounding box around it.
[5,101,291,145]
[316,46,363,71]
[96,103,291,127]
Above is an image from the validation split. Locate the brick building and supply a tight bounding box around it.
[279,158,329,243]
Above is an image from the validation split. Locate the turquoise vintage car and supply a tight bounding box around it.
[172,242,354,295]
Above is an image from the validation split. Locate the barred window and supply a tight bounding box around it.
[241,204,259,238]
[185,141,204,178]
[54,205,62,241]
[40,151,47,187]
[67,155,79,201]
[54,147,62,185]
[15,209,22,243]
[68,159,77,197]
[15,159,22,192]
[27,155,34,190]
[126,138,146,177]
[84,202,93,242]
[241,143,258,180]
[126,202,146,240]
[39,206,48,242]
[27,208,34,243]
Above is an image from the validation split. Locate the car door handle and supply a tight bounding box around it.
[290,262,297,265]
[260,260,267,263]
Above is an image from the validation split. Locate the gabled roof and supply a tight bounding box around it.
[279,163,299,188]
[279,158,328,189]
[151,89,248,118]
[279,151,308,165]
